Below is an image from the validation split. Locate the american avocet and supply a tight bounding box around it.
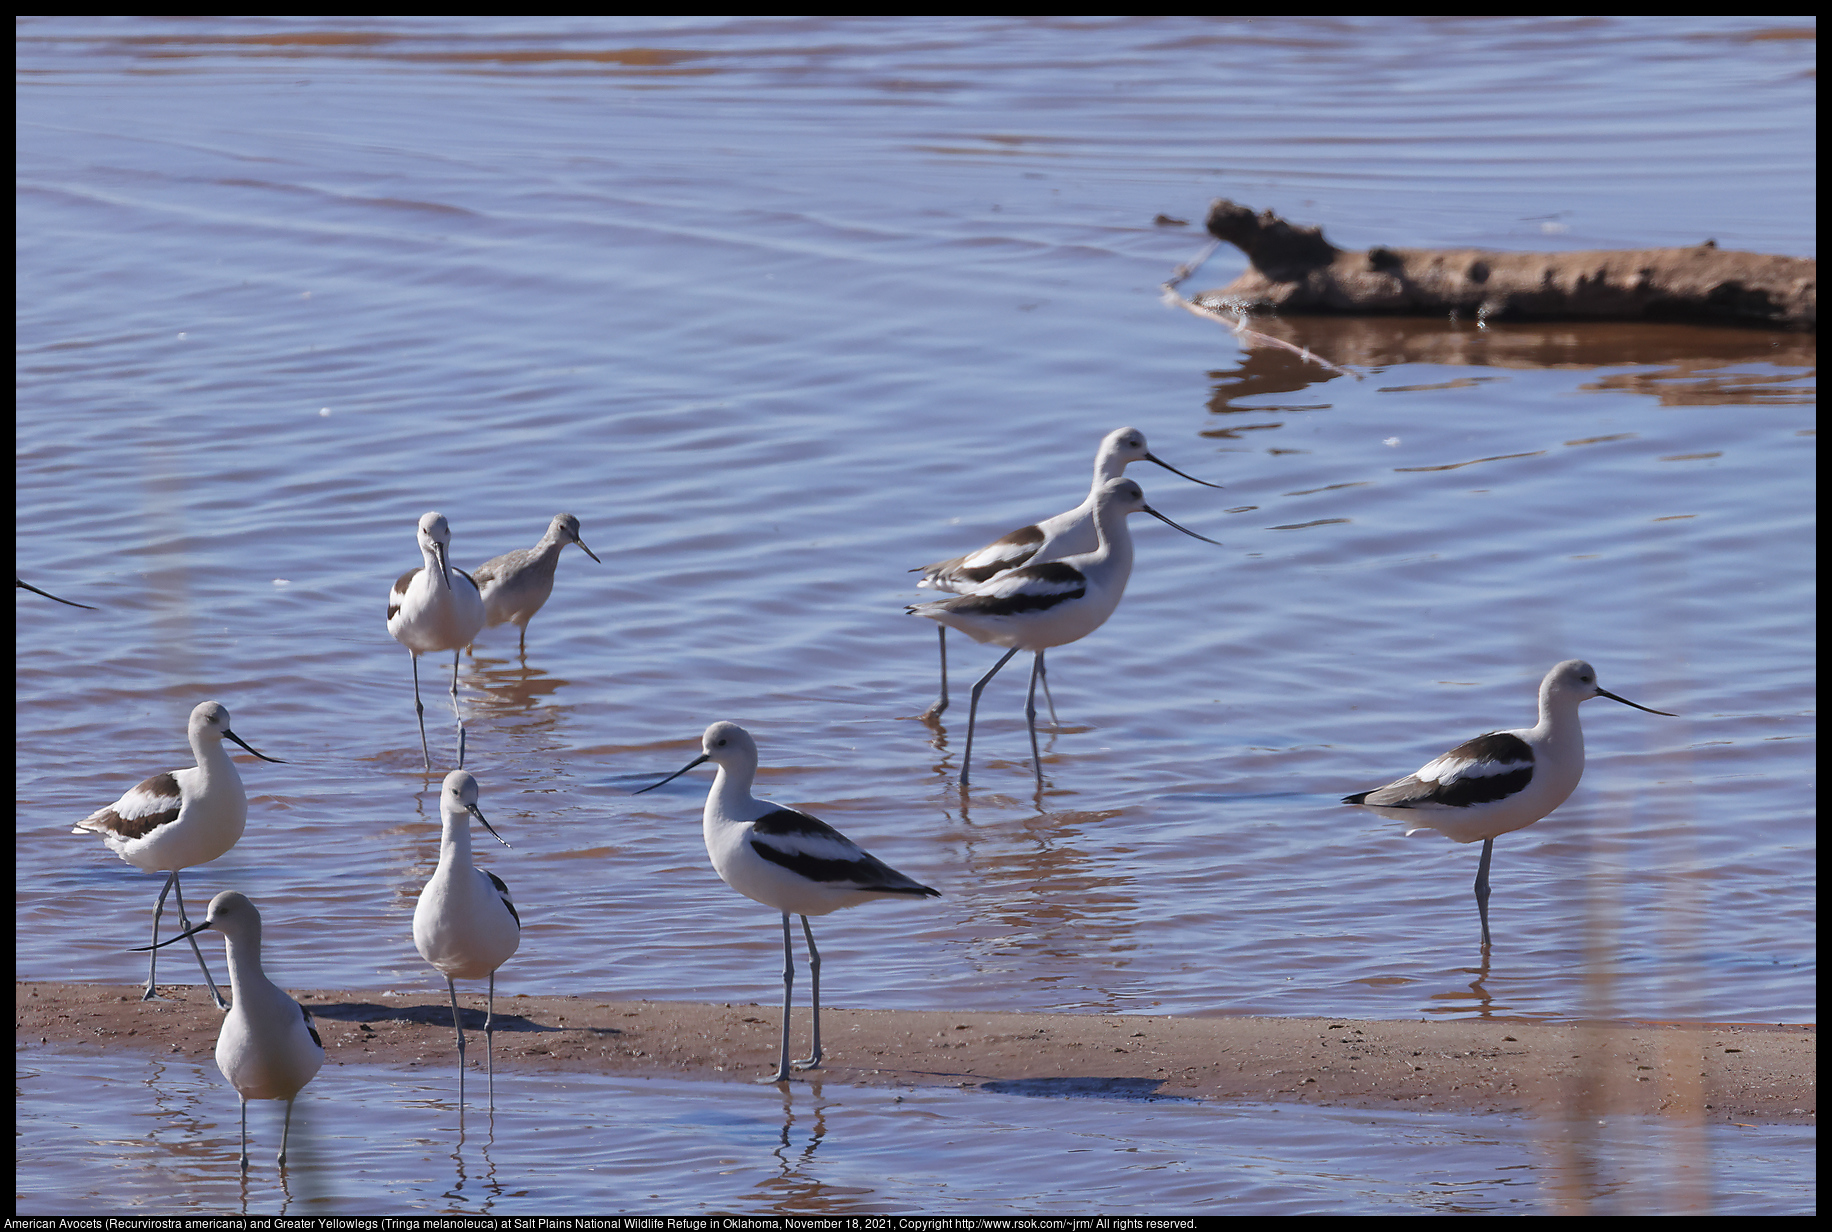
[136,891,323,1170]
[909,476,1220,789]
[1342,659,1676,952]
[912,427,1219,721]
[387,512,486,771]
[637,722,940,1083]
[72,700,285,1008]
[17,578,97,609]
[471,513,602,656]
[412,769,519,1110]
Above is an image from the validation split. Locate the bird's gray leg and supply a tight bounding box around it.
[278,1097,296,1167]
[486,971,496,1111]
[762,913,793,1084]
[239,1095,250,1172]
[449,650,466,769]
[962,646,1022,788]
[143,870,178,1002]
[447,977,467,1109]
[793,916,822,1070]
[922,625,949,721]
[517,621,527,658]
[1475,838,1494,953]
[411,652,431,771]
[170,872,228,1010]
[1025,651,1045,790]
[1037,650,1060,728]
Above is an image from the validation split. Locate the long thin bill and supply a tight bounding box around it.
[469,803,512,848]
[635,752,711,795]
[132,919,213,952]
[574,538,603,564]
[1597,687,1676,717]
[17,579,98,609]
[1144,451,1223,489]
[225,730,286,763]
[1142,504,1222,546]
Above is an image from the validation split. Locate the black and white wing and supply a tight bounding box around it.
[485,869,521,926]
[748,809,940,897]
[928,560,1087,618]
[301,1002,324,1051]
[1345,731,1535,810]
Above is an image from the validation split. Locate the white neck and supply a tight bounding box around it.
[439,810,476,868]
[190,732,243,784]
[221,928,274,1003]
[1526,684,1589,773]
[705,759,760,824]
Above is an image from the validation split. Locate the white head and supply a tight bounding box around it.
[417,512,453,585]
[1094,427,1222,488]
[136,889,262,955]
[440,769,509,846]
[190,700,234,740]
[418,511,451,549]
[1542,659,1675,716]
[187,700,284,762]
[1096,427,1153,476]
[1092,477,1221,545]
[698,720,759,770]
[636,720,760,794]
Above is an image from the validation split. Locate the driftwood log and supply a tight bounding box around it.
[1190,200,1814,331]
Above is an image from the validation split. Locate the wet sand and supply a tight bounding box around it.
[17,982,1813,1124]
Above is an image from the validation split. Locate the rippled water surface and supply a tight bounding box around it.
[17,14,1815,1214]
[15,1046,1817,1215]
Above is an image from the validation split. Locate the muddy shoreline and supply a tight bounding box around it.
[16,982,1814,1124]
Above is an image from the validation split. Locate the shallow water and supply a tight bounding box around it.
[16,14,1815,1214]
[15,1045,1817,1215]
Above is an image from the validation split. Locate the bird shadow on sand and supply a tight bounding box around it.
[306,1000,621,1036]
[976,1076,1199,1103]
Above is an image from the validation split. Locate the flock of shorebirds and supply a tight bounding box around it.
[45,425,1677,1171]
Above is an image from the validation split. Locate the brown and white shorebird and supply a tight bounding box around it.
[470,512,601,656]
[387,511,485,771]
[73,700,285,1007]
[911,427,1219,722]
[1342,659,1675,952]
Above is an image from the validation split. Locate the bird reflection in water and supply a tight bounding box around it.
[442,1094,506,1214]
[754,1083,845,1210]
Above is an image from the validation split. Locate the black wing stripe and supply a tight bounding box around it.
[946,566,1085,618]
[749,836,939,896]
[301,1004,324,1051]
[1444,731,1535,764]
[750,808,841,839]
[1433,764,1534,807]
[485,870,521,926]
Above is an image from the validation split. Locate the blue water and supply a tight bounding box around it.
[15,1045,1816,1215]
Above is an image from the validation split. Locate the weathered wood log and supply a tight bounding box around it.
[1193,199,1814,331]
